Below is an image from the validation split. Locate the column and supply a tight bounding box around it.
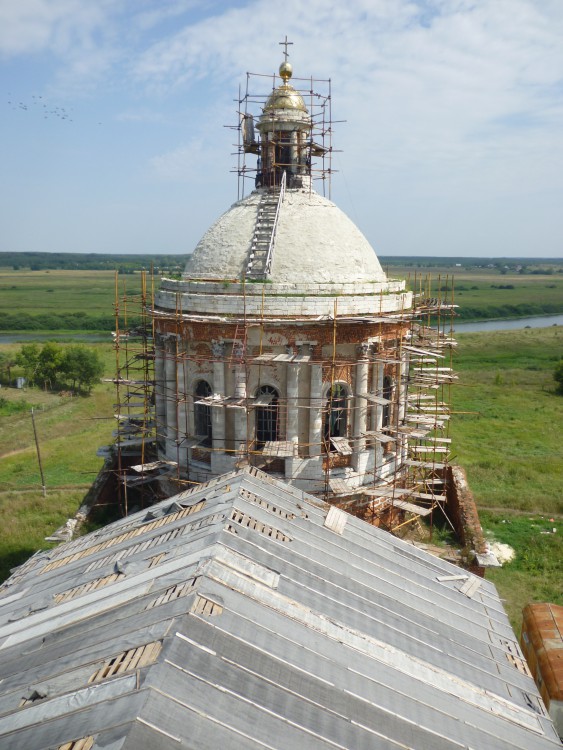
[353,345,369,471]
[308,363,323,457]
[372,357,384,432]
[177,350,189,444]
[232,342,248,453]
[286,360,300,455]
[164,337,178,457]
[398,348,409,424]
[211,341,226,453]
[154,334,166,446]
[398,347,409,464]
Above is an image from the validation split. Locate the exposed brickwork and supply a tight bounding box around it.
[156,320,409,358]
[445,465,487,574]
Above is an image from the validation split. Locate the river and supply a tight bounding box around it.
[454,313,563,333]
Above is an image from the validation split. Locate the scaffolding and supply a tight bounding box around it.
[109,270,162,515]
[108,269,457,538]
[234,69,333,200]
[107,53,459,537]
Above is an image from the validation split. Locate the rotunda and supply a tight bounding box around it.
[152,57,415,500]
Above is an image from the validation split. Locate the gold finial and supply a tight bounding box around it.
[279,61,293,83]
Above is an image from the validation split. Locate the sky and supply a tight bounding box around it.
[1,0,562,259]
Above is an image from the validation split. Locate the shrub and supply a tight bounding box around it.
[554,359,563,395]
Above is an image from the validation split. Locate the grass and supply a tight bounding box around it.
[0,269,143,317]
[0,342,115,582]
[0,325,562,634]
[0,269,145,331]
[450,327,562,514]
[389,267,563,320]
[478,512,562,630]
[0,265,562,331]
[449,326,563,631]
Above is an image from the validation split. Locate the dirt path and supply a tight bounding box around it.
[0,447,33,459]
[479,506,563,519]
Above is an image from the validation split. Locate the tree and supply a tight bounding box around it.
[554,359,563,396]
[15,343,40,385]
[36,341,64,390]
[60,345,104,394]
[0,352,16,385]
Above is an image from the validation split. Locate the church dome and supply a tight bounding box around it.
[183,188,387,284]
[263,61,307,114]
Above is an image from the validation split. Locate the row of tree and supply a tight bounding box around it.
[0,313,128,331]
[2,343,104,394]
[2,251,190,272]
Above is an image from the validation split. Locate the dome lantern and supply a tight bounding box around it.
[256,50,311,189]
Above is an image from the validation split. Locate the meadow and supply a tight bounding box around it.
[0,343,115,580]
[0,267,562,631]
[391,265,563,320]
[1,260,562,331]
[450,327,562,628]
[0,269,145,330]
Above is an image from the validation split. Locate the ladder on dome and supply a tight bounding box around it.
[245,171,286,279]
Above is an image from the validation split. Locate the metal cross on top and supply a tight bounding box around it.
[279,35,293,62]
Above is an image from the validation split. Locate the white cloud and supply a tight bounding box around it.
[3,0,562,256]
[116,109,168,124]
[151,141,204,181]
[150,136,227,182]
[0,0,107,58]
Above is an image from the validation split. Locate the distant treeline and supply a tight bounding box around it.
[455,302,562,320]
[2,251,562,273]
[1,252,190,273]
[380,256,563,273]
[0,312,141,331]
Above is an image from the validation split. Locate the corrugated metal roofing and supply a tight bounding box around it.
[0,467,559,749]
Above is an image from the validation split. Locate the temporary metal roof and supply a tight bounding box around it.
[0,467,559,749]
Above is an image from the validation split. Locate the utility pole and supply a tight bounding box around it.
[31,408,47,498]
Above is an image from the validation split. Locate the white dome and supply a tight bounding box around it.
[184,189,386,284]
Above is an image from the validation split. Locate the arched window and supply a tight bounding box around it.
[255,385,279,448]
[324,384,348,449]
[194,380,212,447]
[382,375,393,428]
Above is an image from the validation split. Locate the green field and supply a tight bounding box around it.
[0,343,115,580]
[451,327,562,514]
[1,257,562,332]
[450,327,563,629]
[0,269,145,330]
[391,267,563,320]
[0,270,130,314]
[0,325,562,632]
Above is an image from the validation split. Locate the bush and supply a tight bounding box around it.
[60,345,104,394]
[554,360,563,395]
[0,397,32,416]
[14,342,104,394]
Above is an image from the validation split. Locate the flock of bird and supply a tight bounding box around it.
[7,95,105,125]
[7,94,75,121]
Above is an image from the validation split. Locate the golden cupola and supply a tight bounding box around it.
[256,61,311,189]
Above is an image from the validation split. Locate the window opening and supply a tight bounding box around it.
[324,384,348,450]
[255,385,279,448]
[194,380,212,447]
